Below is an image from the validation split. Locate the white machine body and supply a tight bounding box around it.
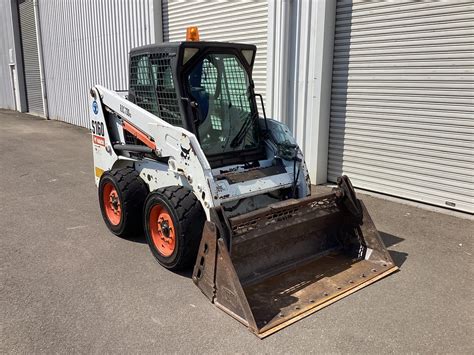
[89,85,311,220]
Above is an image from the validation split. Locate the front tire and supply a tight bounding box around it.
[144,186,205,271]
[98,168,148,238]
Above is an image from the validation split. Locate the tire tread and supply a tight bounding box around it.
[99,167,148,237]
[147,186,205,270]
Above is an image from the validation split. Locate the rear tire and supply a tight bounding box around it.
[144,186,205,271]
[98,168,148,238]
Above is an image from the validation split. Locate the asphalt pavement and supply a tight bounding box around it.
[1,109,473,353]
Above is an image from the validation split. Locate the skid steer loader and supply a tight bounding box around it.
[89,28,397,338]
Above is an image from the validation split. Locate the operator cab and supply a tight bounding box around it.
[128,33,265,168]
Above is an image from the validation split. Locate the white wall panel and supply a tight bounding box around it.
[328,0,474,213]
[0,0,16,110]
[266,0,336,184]
[38,0,159,127]
[162,0,268,98]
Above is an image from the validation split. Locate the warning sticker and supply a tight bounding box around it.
[93,135,105,146]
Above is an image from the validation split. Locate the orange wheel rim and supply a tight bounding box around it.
[149,204,176,257]
[103,182,121,225]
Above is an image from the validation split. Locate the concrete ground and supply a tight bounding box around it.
[1,109,473,354]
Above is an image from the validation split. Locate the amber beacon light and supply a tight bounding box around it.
[186,26,200,41]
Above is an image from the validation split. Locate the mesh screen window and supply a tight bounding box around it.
[129,53,182,127]
[187,53,258,155]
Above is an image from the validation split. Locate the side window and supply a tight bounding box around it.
[137,56,151,85]
[152,63,174,91]
[161,65,174,89]
[149,54,182,127]
[129,55,159,115]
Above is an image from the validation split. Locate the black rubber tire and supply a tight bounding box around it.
[98,167,148,238]
[144,186,206,271]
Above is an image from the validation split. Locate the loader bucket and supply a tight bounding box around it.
[192,176,398,338]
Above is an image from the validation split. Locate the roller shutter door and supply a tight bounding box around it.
[328,0,474,213]
[162,0,268,98]
[18,0,43,116]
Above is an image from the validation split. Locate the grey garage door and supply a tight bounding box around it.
[162,0,268,98]
[18,0,44,116]
[328,0,474,213]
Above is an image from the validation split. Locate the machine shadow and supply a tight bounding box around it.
[379,232,408,268]
[122,232,147,244]
[175,269,194,278]
[123,232,195,278]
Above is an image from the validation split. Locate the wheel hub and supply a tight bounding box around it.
[109,193,120,214]
[160,219,171,238]
[103,182,122,226]
[149,205,176,257]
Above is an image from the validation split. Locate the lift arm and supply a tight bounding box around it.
[89,85,216,214]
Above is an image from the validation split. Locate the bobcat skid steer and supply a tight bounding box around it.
[89,29,397,338]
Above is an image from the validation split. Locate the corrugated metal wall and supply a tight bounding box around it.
[19,0,44,115]
[328,0,474,213]
[38,0,158,127]
[162,0,268,99]
[0,0,17,110]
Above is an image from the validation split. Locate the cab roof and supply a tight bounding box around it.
[129,41,256,56]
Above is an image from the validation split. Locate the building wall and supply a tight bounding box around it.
[2,0,471,213]
[0,0,16,110]
[38,0,161,127]
[267,0,336,184]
